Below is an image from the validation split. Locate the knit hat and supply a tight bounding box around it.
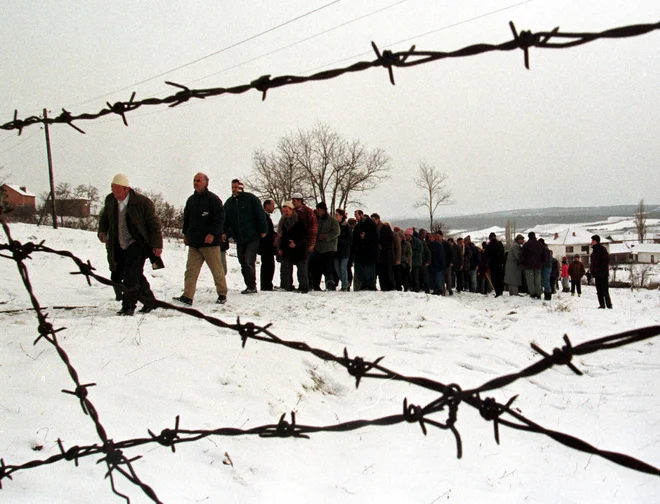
[292,192,303,200]
[316,201,327,210]
[111,173,130,187]
[282,201,294,209]
[404,227,414,236]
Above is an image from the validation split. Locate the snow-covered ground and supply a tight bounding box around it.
[1,223,659,504]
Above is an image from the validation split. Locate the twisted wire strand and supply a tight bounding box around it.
[1,221,659,504]
[2,21,658,135]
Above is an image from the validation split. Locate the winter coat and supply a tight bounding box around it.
[590,243,610,278]
[521,237,544,270]
[98,190,163,270]
[561,263,569,278]
[182,189,225,248]
[421,239,431,267]
[504,241,523,287]
[451,243,463,272]
[467,242,481,270]
[315,213,340,254]
[428,241,446,273]
[411,236,423,268]
[278,213,308,262]
[297,204,318,250]
[462,243,472,271]
[336,221,352,259]
[401,236,412,270]
[223,191,268,245]
[258,212,276,256]
[440,240,452,268]
[568,260,586,281]
[353,217,378,265]
[484,238,506,269]
[550,258,560,279]
[394,231,402,264]
[377,223,395,264]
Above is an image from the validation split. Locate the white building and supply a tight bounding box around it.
[544,228,609,263]
[629,243,660,264]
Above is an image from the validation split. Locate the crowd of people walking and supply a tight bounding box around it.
[97,173,611,315]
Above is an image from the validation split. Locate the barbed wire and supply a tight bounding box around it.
[1,220,659,503]
[2,20,659,135]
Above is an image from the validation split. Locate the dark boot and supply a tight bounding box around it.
[544,292,552,301]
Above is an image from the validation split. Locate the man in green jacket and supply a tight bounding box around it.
[311,201,340,291]
[222,179,268,294]
[98,173,163,315]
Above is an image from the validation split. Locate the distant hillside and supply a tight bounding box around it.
[396,204,660,233]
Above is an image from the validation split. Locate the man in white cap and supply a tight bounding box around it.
[98,174,163,315]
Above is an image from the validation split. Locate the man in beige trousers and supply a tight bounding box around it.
[173,173,228,305]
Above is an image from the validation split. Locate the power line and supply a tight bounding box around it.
[301,0,536,75]
[186,0,412,87]
[3,19,658,134]
[65,0,342,109]
[126,0,525,119]
[0,128,42,156]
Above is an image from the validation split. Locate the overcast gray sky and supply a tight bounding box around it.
[1,0,658,219]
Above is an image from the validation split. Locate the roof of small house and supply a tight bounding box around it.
[608,243,631,255]
[629,243,660,254]
[2,184,36,197]
[544,228,610,246]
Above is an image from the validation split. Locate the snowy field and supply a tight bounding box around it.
[1,223,659,504]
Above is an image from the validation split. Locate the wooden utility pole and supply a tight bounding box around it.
[43,108,57,229]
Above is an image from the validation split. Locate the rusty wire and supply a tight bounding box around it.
[1,20,659,135]
[1,221,659,504]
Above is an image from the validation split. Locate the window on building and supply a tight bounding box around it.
[581,246,589,252]
[566,246,574,254]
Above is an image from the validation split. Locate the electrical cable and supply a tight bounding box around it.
[65,0,342,109]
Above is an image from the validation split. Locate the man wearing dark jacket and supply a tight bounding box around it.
[521,231,543,298]
[258,199,277,291]
[173,173,227,306]
[353,210,378,290]
[371,213,395,291]
[449,237,463,292]
[590,234,612,309]
[437,231,453,295]
[223,179,268,294]
[98,173,163,316]
[427,233,446,295]
[484,232,506,297]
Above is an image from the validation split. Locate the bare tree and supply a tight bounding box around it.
[246,138,306,211]
[413,161,452,230]
[141,190,183,239]
[55,182,73,199]
[635,198,647,243]
[630,263,652,289]
[245,123,390,213]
